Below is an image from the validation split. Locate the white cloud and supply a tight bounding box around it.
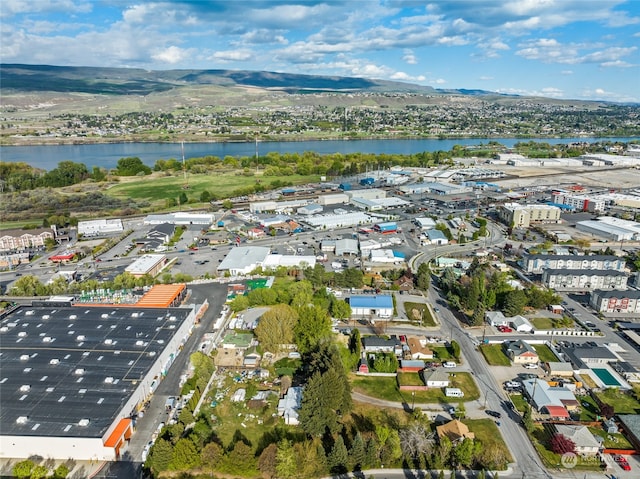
[403,49,417,64]
[152,46,189,64]
[561,70,573,75]
[390,71,426,82]
[210,50,254,62]
[430,78,447,85]
[479,75,493,81]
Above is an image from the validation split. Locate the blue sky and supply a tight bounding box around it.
[1,0,639,102]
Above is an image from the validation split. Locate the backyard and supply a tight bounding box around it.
[594,388,640,414]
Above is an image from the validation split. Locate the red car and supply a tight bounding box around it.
[614,455,631,470]
[498,325,513,333]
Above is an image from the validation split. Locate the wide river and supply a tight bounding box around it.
[1,137,638,171]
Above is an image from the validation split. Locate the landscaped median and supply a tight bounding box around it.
[352,371,480,403]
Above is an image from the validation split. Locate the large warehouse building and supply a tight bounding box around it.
[0,302,197,461]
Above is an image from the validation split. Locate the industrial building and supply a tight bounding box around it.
[541,269,629,291]
[497,203,561,228]
[317,193,349,206]
[576,217,640,241]
[78,219,124,237]
[368,249,405,263]
[0,302,197,461]
[143,212,215,226]
[346,188,387,200]
[250,199,308,214]
[217,247,270,275]
[590,290,640,314]
[520,254,625,274]
[297,204,323,215]
[304,212,374,230]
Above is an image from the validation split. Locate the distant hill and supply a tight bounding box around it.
[1,63,492,96]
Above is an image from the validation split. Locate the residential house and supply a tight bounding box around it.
[362,336,402,355]
[422,368,451,388]
[554,425,600,456]
[406,336,435,360]
[503,340,539,364]
[543,362,574,377]
[485,311,508,327]
[278,386,303,425]
[436,419,475,444]
[523,378,579,413]
[618,415,640,451]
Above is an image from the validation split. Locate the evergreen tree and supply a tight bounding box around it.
[258,443,277,479]
[364,438,379,468]
[522,403,534,433]
[275,439,298,479]
[148,438,173,475]
[327,436,348,474]
[350,432,366,471]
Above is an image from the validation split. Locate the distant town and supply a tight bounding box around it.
[2,142,640,479]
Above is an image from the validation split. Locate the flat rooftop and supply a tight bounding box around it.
[0,304,192,439]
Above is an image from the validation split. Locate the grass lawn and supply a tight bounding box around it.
[466,419,513,466]
[106,171,318,207]
[352,371,480,403]
[532,344,558,363]
[530,317,554,330]
[577,395,599,421]
[432,346,455,361]
[404,301,437,327]
[479,344,511,366]
[397,372,425,386]
[588,427,634,449]
[595,388,640,414]
[510,393,528,413]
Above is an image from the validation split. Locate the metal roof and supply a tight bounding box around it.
[349,295,394,309]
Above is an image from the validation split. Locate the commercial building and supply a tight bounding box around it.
[349,295,394,318]
[497,203,561,228]
[250,199,308,214]
[297,204,323,215]
[125,254,167,278]
[551,193,605,213]
[424,229,448,245]
[520,254,625,274]
[317,193,349,206]
[78,219,124,237]
[0,303,196,461]
[143,212,215,226]
[368,249,405,263]
[414,217,437,230]
[542,269,629,291]
[346,188,386,200]
[590,289,640,314]
[217,247,270,276]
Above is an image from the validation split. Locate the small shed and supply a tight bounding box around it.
[549,304,565,314]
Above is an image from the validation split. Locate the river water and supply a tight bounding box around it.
[1,137,638,171]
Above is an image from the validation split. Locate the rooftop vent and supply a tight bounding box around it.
[20,355,29,361]
[16,416,28,424]
[78,418,90,427]
[18,332,27,337]
[101,314,108,319]
[132,312,139,318]
[169,316,176,321]
[69,314,77,320]
[25,310,35,316]
[0,326,8,332]
[104,339,113,345]
[19,385,31,392]
[42,315,50,320]
[74,369,84,375]
[104,377,114,384]
[42,336,53,343]
[77,335,86,341]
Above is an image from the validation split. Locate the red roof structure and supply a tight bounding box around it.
[542,405,570,418]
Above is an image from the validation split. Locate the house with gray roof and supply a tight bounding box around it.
[503,340,538,364]
[554,425,600,456]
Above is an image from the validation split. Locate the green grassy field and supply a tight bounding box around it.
[479,344,511,366]
[403,301,437,327]
[510,393,528,413]
[530,317,554,329]
[352,371,480,403]
[532,344,557,363]
[397,372,425,386]
[432,346,455,361]
[106,171,319,206]
[588,426,633,449]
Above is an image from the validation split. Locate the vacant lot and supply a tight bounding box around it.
[404,301,437,327]
[353,371,479,403]
[594,388,640,414]
[106,171,318,207]
[479,344,511,366]
[466,419,513,466]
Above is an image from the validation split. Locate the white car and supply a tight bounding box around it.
[524,363,538,369]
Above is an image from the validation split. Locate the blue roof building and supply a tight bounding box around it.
[349,295,394,318]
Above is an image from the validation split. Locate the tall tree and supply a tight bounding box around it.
[170,437,200,470]
[255,304,299,353]
[148,438,173,476]
[327,436,348,474]
[350,432,366,471]
[201,442,223,475]
[258,443,277,479]
[275,439,297,479]
[299,369,349,436]
[294,305,332,354]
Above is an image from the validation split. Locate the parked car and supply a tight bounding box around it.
[524,363,538,369]
[486,410,502,418]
